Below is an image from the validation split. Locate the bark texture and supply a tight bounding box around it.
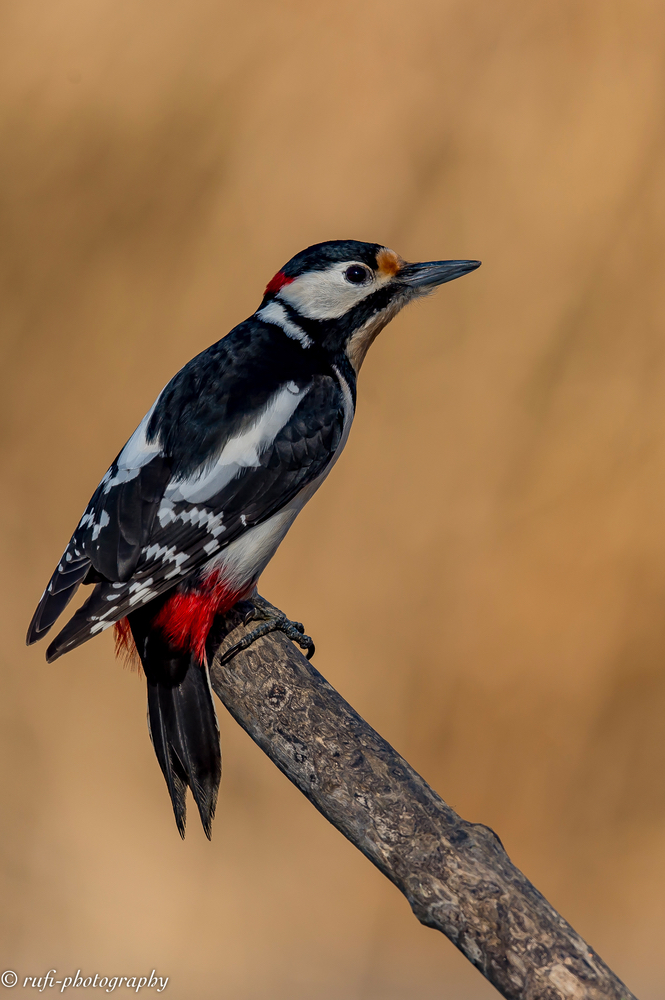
[207,598,637,1000]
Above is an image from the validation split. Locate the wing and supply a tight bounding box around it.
[26,404,173,644]
[40,372,349,660]
[27,319,316,645]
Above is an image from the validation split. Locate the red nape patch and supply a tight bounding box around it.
[114,617,142,672]
[264,270,293,296]
[153,573,246,664]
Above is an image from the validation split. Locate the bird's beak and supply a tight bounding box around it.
[398,259,481,289]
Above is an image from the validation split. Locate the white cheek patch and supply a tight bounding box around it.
[278,262,381,320]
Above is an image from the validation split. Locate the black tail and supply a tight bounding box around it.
[128,605,221,839]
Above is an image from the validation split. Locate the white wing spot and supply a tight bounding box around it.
[157,499,176,527]
[128,579,158,605]
[90,621,114,634]
[178,506,226,536]
[91,509,110,541]
[79,510,94,529]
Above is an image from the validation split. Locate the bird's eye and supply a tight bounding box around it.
[344,265,371,285]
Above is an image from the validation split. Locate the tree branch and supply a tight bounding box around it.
[208,597,636,1000]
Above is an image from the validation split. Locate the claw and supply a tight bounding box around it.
[217,600,315,665]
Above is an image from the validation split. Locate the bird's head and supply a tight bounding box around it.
[258,239,480,371]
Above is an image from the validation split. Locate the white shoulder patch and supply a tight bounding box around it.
[166,381,311,503]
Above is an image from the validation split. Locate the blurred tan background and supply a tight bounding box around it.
[1,1,665,996]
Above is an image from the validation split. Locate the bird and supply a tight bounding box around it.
[26,239,480,838]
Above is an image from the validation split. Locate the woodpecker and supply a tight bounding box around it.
[27,240,480,838]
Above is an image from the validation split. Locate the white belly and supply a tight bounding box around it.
[209,497,303,591]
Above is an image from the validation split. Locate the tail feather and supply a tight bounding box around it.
[146,681,190,838]
[129,604,221,839]
[146,660,221,838]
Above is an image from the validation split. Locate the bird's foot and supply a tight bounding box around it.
[217,596,315,665]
